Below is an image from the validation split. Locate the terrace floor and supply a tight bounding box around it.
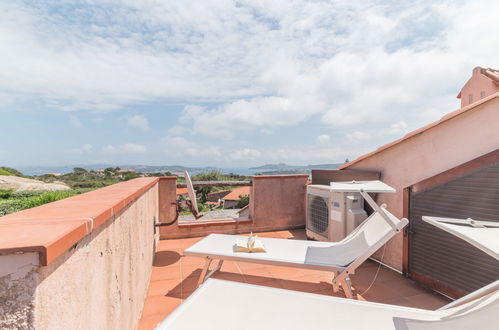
[138,229,451,330]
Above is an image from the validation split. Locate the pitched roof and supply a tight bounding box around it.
[340,92,499,170]
[222,186,251,201]
[176,188,188,195]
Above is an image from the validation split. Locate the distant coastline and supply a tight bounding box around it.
[14,163,342,177]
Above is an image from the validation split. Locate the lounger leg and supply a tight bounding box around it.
[198,257,213,287]
[331,272,340,293]
[204,259,224,280]
[341,277,354,299]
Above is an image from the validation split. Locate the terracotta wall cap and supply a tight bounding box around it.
[158,176,178,181]
[0,177,159,266]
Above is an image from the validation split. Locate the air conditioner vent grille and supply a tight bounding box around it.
[308,195,329,236]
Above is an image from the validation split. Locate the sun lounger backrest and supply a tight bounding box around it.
[305,209,408,267]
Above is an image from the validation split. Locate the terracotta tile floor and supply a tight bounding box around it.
[138,230,450,329]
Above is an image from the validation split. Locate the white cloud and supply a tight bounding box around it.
[2,1,499,166]
[163,136,194,149]
[316,134,331,145]
[102,145,117,153]
[160,135,358,166]
[389,121,409,135]
[260,128,273,135]
[69,114,82,127]
[82,144,93,153]
[173,0,498,143]
[68,143,93,154]
[181,96,317,139]
[222,144,356,166]
[126,114,150,130]
[122,143,147,153]
[102,143,146,154]
[4,1,496,118]
[163,135,221,159]
[346,131,371,143]
[167,125,187,135]
[229,148,262,161]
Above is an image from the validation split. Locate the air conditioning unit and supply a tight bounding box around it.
[306,184,368,242]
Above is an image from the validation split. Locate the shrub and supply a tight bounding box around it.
[0,189,14,199]
[236,195,250,208]
[0,167,24,177]
[0,169,12,176]
[10,190,46,198]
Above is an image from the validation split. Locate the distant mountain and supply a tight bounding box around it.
[250,163,341,171]
[15,164,217,176]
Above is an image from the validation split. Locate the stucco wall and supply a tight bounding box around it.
[0,253,39,329]
[0,184,158,330]
[345,96,499,271]
[159,175,308,239]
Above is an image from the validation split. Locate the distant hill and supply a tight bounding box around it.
[15,164,217,176]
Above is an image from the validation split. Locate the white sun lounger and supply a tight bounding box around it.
[422,216,499,309]
[184,181,407,298]
[157,214,499,330]
[422,216,499,260]
[155,278,499,330]
[184,205,408,298]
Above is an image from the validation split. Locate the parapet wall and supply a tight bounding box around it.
[0,178,159,329]
[158,175,309,239]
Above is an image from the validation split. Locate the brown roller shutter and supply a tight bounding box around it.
[408,163,499,298]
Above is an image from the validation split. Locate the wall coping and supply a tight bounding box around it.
[0,177,165,266]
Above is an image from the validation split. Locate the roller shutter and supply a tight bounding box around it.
[408,163,499,297]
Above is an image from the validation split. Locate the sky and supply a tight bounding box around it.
[1,0,498,168]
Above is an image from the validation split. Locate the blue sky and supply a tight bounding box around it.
[1,0,498,168]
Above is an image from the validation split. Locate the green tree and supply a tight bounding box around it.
[236,195,250,208]
[73,167,88,175]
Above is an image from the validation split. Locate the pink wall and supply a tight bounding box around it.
[0,180,159,329]
[158,175,309,239]
[458,67,499,108]
[344,95,499,271]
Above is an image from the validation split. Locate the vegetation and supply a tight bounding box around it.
[35,167,139,188]
[177,170,251,215]
[191,170,249,182]
[0,166,250,217]
[0,167,24,176]
[0,166,172,216]
[0,189,91,216]
[0,169,12,175]
[236,195,250,208]
[34,167,172,189]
